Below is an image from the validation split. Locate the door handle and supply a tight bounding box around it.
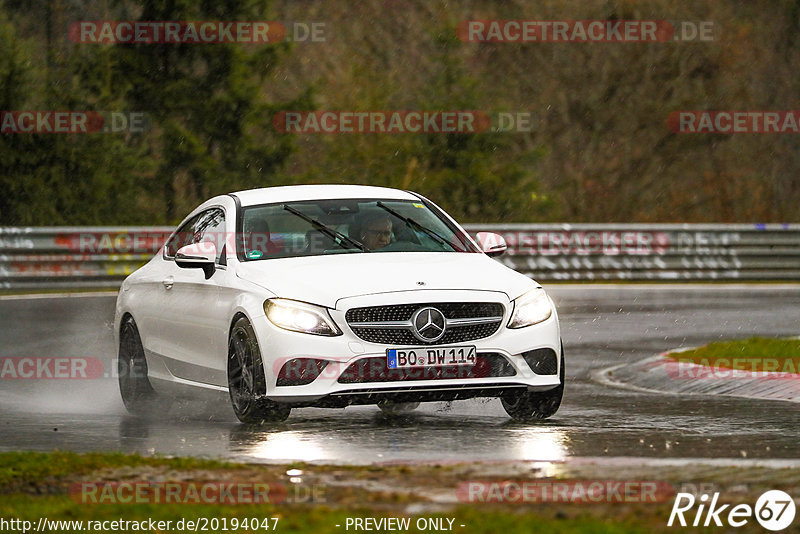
[162,276,174,290]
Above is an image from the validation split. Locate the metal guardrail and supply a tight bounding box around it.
[1,224,798,288]
[464,223,800,281]
[0,227,173,289]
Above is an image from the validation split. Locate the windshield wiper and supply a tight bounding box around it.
[376,202,465,252]
[283,204,369,253]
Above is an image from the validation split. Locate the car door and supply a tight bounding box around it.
[158,207,230,387]
[132,214,201,363]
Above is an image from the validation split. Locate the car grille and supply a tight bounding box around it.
[337,353,516,384]
[345,302,504,345]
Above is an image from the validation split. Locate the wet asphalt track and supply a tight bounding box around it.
[1,285,799,465]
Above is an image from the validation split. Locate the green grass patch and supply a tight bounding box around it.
[0,451,680,533]
[0,451,238,490]
[5,451,800,533]
[668,337,800,374]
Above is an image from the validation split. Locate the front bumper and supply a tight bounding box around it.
[251,290,562,404]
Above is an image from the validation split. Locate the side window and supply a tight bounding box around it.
[164,208,226,264]
[164,214,202,258]
[194,209,226,264]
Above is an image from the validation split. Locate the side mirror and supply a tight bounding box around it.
[475,232,507,257]
[175,242,217,279]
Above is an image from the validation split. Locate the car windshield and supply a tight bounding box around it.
[240,199,476,260]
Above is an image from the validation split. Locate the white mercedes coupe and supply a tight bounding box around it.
[114,185,563,422]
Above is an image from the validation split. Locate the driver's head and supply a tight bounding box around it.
[358,212,393,250]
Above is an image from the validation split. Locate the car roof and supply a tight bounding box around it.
[230,184,418,207]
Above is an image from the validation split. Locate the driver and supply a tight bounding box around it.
[353,212,393,250]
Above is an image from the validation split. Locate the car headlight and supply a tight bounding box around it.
[508,288,552,328]
[264,298,342,336]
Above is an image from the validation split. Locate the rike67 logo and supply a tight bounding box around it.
[668,490,796,531]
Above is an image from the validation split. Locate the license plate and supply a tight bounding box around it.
[387,346,477,369]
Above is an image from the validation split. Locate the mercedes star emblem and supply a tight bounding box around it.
[411,307,446,343]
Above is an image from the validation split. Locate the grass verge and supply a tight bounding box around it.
[2,451,799,533]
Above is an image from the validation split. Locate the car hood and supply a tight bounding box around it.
[236,252,536,308]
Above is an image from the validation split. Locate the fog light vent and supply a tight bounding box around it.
[276,358,329,386]
[522,348,558,375]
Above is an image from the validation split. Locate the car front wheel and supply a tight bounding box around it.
[227,316,291,423]
[501,348,565,422]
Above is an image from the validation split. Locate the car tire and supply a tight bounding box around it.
[118,315,167,416]
[377,401,420,415]
[501,347,565,422]
[227,316,291,423]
